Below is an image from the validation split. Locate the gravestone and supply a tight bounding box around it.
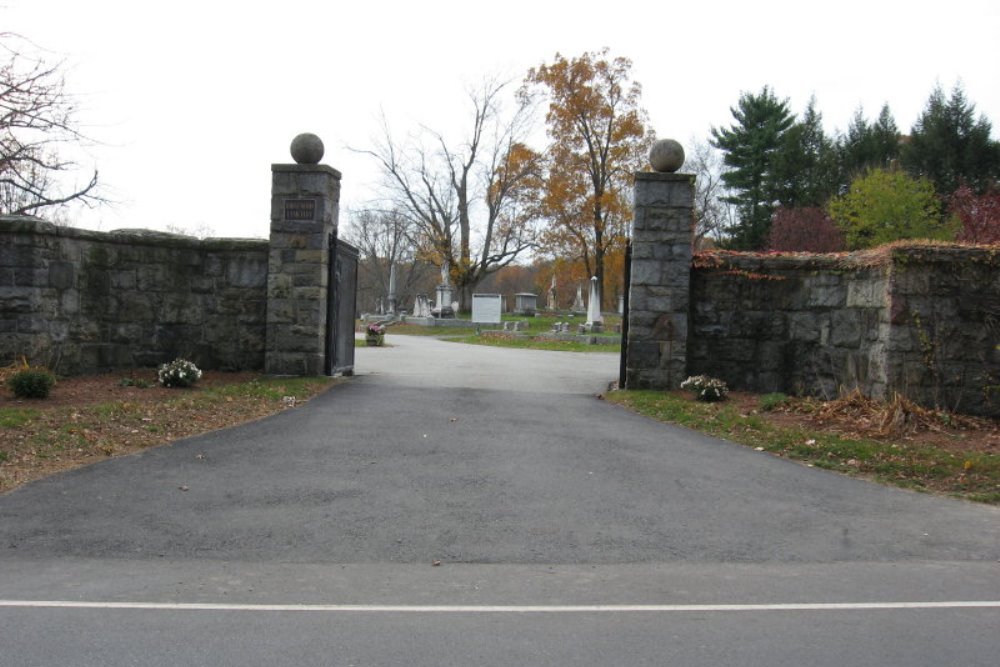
[472,293,502,324]
[387,262,397,314]
[586,276,603,333]
[571,283,585,314]
[514,293,538,316]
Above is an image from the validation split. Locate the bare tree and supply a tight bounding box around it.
[340,207,436,311]
[686,138,734,248]
[355,78,541,310]
[1,33,99,218]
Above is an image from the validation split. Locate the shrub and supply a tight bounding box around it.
[8,369,56,399]
[157,358,202,388]
[680,375,729,402]
[767,207,845,252]
[759,392,790,411]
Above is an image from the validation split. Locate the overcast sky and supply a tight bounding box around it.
[6,0,1000,239]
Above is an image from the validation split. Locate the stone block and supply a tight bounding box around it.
[636,208,694,234]
[109,270,137,290]
[267,299,296,323]
[807,285,846,308]
[116,293,156,322]
[627,340,660,367]
[226,256,268,288]
[268,273,293,299]
[629,259,663,286]
[651,312,688,341]
[135,265,169,292]
[633,173,695,208]
[629,290,673,313]
[14,267,48,287]
[0,290,34,314]
[830,310,862,347]
[846,278,886,308]
[48,261,75,289]
[161,294,204,325]
[294,249,324,264]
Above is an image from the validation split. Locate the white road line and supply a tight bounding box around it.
[1,600,999,613]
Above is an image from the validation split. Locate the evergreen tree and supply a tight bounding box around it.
[710,86,795,249]
[839,103,900,182]
[902,83,1000,195]
[772,97,840,207]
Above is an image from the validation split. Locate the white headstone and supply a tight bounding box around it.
[472,293,502,324]
[586,276,603,325]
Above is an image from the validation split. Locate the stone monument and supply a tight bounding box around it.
[571,283,585,314]
[586,276,603,333]
[514,293,538,316]
[387,261,397,315]
[433,260,455,318]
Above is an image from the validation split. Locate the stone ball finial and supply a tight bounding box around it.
[649,138,685,173]
[290,133,325,165]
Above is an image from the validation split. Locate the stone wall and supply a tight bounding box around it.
[689,251,890,400]
[882,246,1000,416]
[688,246,1000,417]
[0,216,269,375]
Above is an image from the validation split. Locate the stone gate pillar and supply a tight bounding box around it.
[624,139,694,389]
[265,133,340,375]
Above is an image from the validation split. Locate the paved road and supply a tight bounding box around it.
[1,336,998,666]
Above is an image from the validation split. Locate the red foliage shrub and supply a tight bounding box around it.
[949,185,1000,244]
[767,207,846,252]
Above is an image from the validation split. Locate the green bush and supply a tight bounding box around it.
[8,369,56,399]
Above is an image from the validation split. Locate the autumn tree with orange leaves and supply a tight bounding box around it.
[521,49,653,309]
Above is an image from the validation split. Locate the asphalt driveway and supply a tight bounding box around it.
[1,335,998,666]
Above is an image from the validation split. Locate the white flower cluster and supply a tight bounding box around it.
[157,358,203,388]
[680,375,729,402]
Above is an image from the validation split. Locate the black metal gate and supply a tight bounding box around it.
[619,240,632,389]
[326,233,359,376]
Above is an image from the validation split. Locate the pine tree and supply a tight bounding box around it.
[772,97,840,208]
[839,103,900,182]
[902,84,1000,195]
[710,86,795,249]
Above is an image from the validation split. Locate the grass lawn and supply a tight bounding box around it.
[362,314,623,352]
[446,332,619,353]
